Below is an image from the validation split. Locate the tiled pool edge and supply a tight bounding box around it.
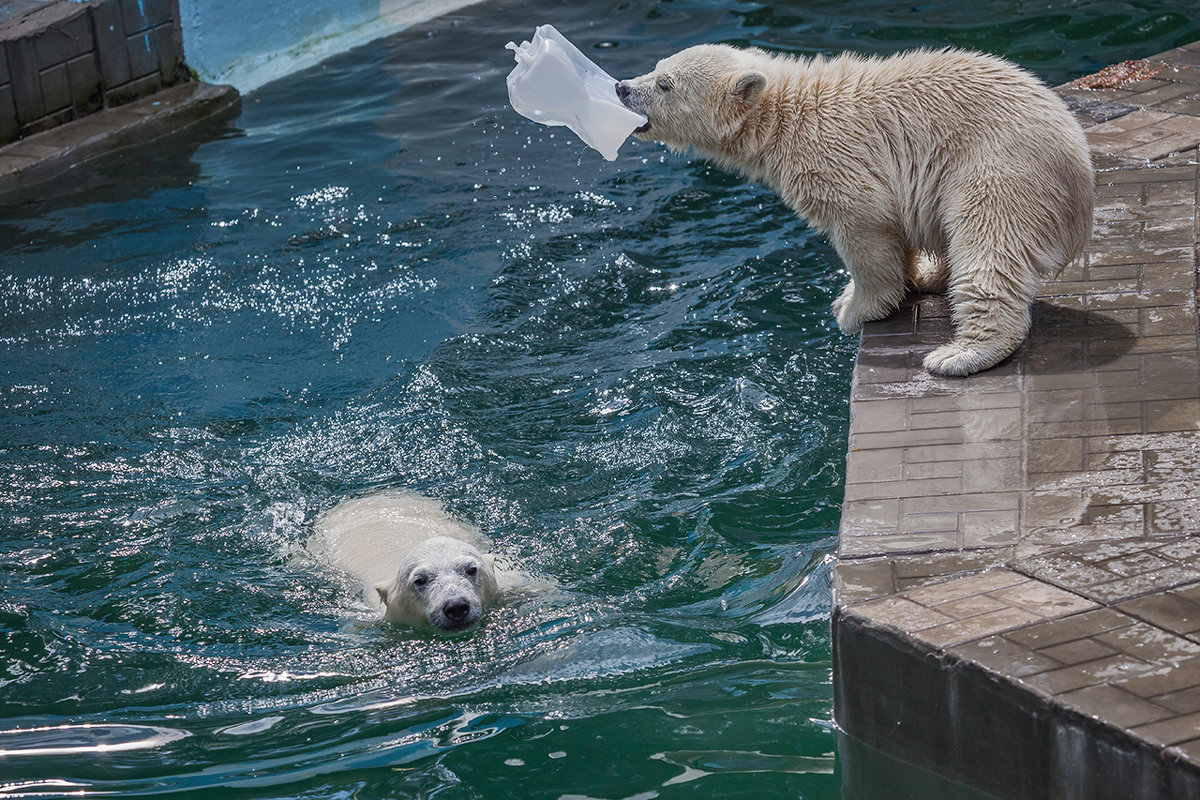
[834,43,1200,800]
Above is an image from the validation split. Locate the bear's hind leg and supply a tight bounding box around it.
[923,255,1038,377]
[829,227,908,333]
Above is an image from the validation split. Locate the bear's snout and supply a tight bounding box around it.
[432,590,481,631]
[443,598,471,623]
[616,81,651,133]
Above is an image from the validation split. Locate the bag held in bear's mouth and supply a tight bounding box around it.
[505,24,647,161]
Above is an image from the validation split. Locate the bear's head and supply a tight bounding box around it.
[617,44,767,154]
[376,536,500,632]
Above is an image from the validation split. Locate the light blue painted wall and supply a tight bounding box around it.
[178,0,482,93]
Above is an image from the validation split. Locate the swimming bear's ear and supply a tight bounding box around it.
[376,583,391,605]
[733,71,766,104]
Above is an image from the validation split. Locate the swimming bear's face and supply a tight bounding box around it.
[376,536,499,632]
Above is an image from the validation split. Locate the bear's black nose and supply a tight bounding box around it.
[615,81,631,101]
[443,599,470,621]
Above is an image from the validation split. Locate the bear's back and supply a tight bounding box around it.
[794,48,1072,145]
[317,492,485,591]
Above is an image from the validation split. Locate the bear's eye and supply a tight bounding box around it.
[465,564,478,578]
[656,77,672,93]
[412,574,430,590]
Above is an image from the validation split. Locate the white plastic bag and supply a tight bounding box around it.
[505,25,647,161]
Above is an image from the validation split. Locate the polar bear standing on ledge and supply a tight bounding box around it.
[617,45,1093,376]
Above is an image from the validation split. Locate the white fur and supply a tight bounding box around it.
[317,492,499,631]
[619,45,1094,375]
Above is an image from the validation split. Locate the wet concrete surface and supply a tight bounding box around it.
[834,41,1200,800]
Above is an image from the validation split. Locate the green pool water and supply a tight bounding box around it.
[1,1,1195,797]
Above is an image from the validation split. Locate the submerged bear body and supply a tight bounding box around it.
[619,45,1094,376]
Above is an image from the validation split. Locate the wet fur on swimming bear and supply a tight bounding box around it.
[318,492,500,632]
[617,45,1094,376]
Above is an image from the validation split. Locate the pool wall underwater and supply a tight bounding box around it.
[177,0,485,92]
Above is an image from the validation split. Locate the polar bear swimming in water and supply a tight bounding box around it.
[617,44,1093,376]
[317,492,501,632]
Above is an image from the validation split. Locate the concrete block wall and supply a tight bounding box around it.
[0,0,185,144]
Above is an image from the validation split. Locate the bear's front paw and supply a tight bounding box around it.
[835,303,865,333]
[834,296,895,334]
[832,283,862,332]
[923,342,1010,377]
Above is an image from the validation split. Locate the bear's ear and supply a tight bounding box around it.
[732,70,766,105]
[375,583,391,605]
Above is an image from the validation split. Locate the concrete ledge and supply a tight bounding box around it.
[1,0,187,143]
[836,604,1200,800]
[0,79,238,201]
[834,40,1200,799]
